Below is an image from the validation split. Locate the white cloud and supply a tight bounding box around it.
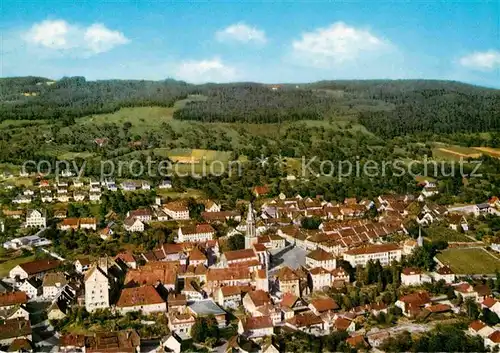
[459,50,500,71]
[291,22,391,67]
[84,24,129,54]
[23,19,129,56]
[175,58,237,83]
[216,22,267,44]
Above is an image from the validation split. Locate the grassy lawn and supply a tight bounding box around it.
[77,107,176,134]
[156,188,205,199]
[436,247,500,274]
[425,226,474,243]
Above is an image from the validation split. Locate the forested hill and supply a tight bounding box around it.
[1,76,499,137]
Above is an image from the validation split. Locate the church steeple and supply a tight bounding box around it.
[417,226,424,247]
[245,203,257,248]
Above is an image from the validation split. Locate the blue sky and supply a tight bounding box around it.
[2,0,499,87]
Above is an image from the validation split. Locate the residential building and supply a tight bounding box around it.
[276,267,300,297]
[242,290,272,315]
[0,318,32,347]
[116,285,166,314]
[0,292,28,311]
[9,259,61,280]
[178,224,215,243]
[124,217,145,232]
[127,209,153,223]
[168,313,195,338]
[306,248,336,270]
[163,202,189,220]
[24,209,46,228]
[17,279,41,299]
[238,316,274,338]
[84,264,111,312]
[42,272,68,299]
[433,265,455,284]
[343,243,402,267]
[401,267,431,286]
[309,297,339,316]
[395,291,431,317]
[80,218,97,231]
[308,267,332,291]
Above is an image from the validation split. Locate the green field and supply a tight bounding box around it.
[436,247,500,274]
[425,226,474,243]
[77,106,176,134]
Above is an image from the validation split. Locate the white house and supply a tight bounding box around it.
[432,266,455,284]
[84,265,110,312]
[124,218,145,232]
[163,202,190,220]
[308,267,332,291]
[18,279,41,299]
[24,209,46,228]
[401,267,431,286]
[306,248,336,270]
[178,224,215,243]
[162,334,182,353]
[42,272,68,299]
[238,316,274,338]
[343,243,402,267]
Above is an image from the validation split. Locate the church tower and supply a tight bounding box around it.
[245,203,257,249]
[417,226,424,247]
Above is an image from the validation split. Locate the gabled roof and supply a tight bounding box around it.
[17,259,61,275]
[306,248,335,261]
[277,266,299,281]
[242,316,273,330]
[436,265,454,275]
[246,290,271,307]
[469,320,487,332]
[0,291,28,307]
[116,285,164,307]
[310,297,339,312]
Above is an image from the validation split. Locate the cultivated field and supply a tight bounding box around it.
[432,144,500,161]
[436,247,500,274]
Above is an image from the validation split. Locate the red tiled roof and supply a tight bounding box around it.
[399,291,431,307]
[242,316,273,330]
[0,291,28,307]
[489,331,500,343]
[344,243,401,255]
[469,320,487,332]
[483,297,497,308]
[335,317,353,330]
[246,290,271,307]
[307,248,335,261]
[116,285,164,307]
[223,248,257,262]
[402,267,422,276]
[207,268,251,282]
[425,304,451,313]
[18,259,61,275]
[437,265,454,275]
[310,297,339,312]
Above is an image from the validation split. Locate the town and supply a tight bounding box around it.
[2,172,500,353]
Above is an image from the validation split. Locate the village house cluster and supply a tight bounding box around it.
[3,176,500,352]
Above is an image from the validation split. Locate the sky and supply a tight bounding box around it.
[1,0,499,87]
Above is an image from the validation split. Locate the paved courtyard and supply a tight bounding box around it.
[269,245,307,274]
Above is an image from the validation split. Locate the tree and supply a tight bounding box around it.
[464,297,480,320]
[228,233,245,251]
[301,216,322,230]
[482,308,500,326]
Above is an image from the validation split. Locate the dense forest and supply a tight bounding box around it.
[0,77,192,121]
[2,77,499,138]
[173,84,337,123]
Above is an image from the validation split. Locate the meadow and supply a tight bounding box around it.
[436,247,500,274]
